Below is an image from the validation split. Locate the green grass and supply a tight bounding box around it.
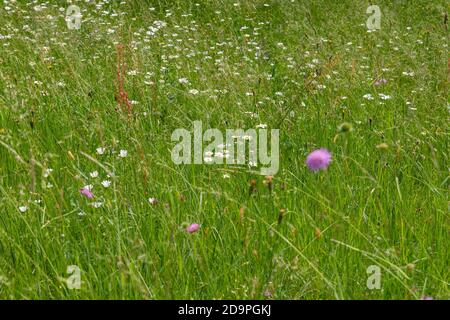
[0,0,448,299]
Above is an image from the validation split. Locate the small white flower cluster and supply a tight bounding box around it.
[203,143,232,163]
[146,20,166,37]
[363,93,374,100]
[89,170,111,189]
[96,147,128,158]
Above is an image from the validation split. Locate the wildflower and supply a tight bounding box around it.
[90,201,103,208]
[178,78,189,84]
[204,156,214,163]
[420,296,433,300]
[188,89,199,95]
[379,93,391,100]
[18,206,28,213]
[186,223,200,233]
[101,180,111,188]
[43,168,53,178]
[256,123,267,129]
[363,93,374,100]
[306,148,332,171]
[264,175,273,192]
[249,160,257,167]
[96,147,105,155]
[337,122,353,133]
[149,197,158,205]
[244,111,258,118]
[119,150,128,158]
[374,78,388,86]
[90,171,99,178]
[79,186,94,199]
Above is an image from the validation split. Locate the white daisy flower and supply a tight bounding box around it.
[90,171,99,178]
[96,147,105,155]
[101,180,111,188]
[119,150,128,158]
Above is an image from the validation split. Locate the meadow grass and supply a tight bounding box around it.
[0,0,448,299]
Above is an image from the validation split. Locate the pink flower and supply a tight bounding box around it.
[186,223,200,233]
[374,78,388,86]
[306,148,332,171]
[79,187,94,199]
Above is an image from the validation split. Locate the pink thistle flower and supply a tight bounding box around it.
[306,148,332,171]
[79,187,94,199]
[186,223,200,233]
